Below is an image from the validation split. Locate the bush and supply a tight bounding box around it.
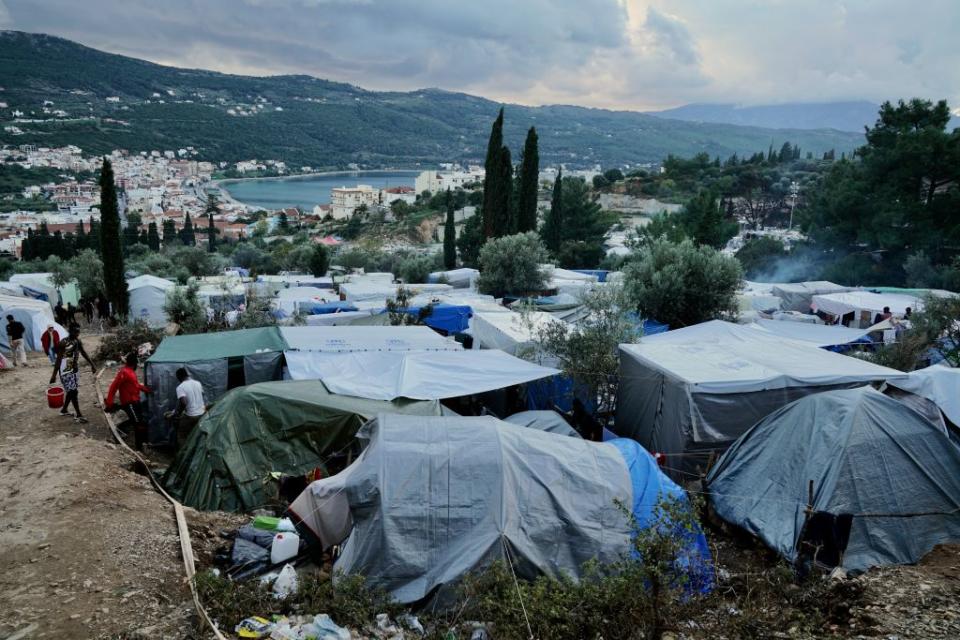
[622,238,742,328]
[162,283,207,334]
[477,232,549,297]
[94,320,164,363]
[397,253,435,283]
[735,236,787,280]
[903,250,940,288]
[556,239,606,269]
[308,244,330,277]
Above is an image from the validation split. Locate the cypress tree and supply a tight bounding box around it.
[516,126,539,233]
[491,146,514,237]
[481,108,504,238]
[147,222,161,251]
[161,219,176,246]
[443,188,456,269]
[98,158,128,317]
[541,169,564,253]
[181,213,196,246]
[205,195,220,252]
[75,221,86,250]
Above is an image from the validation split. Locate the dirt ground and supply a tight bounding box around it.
[2,336,959,640]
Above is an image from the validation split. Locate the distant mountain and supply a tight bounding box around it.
[652,101,960,133]
[0,32,865,168]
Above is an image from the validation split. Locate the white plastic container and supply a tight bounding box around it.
[270,532,300,564]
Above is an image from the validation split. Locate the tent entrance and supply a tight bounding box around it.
[796,512,853,569]
[227,357,246,390]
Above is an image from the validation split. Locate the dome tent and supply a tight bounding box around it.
[707,386,960,573]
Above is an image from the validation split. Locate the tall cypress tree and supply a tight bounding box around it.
[147,222,161,251]
[491,146,514,237]
[161,218,176,246]
[481,108,504,238]
[206,195,219,252]
[181,213,196,246]
[516,127,540,232]
[88,216,101,254]
[75,221,87,250]
[443,188,456,269]
[541,169,564,253]
[99,158,128,317]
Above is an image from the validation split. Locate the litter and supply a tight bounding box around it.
[235,614,351,640]
[235,616,273,638]
[272,563,298,598]
[270,532,300,564]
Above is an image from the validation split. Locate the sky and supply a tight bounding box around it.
[3,0,959,112]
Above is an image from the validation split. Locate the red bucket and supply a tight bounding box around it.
[47,386,65,409]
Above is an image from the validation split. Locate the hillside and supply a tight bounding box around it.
[0,31,864,168]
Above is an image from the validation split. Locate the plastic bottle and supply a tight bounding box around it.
[270,532,300,564]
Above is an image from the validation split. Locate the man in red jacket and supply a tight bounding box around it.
[40,325,60,364]
[105,352,152,450]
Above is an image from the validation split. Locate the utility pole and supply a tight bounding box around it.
[788,180,800,230]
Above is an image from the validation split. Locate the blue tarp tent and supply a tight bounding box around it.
[401,303,472,334]
[302,301,359,315]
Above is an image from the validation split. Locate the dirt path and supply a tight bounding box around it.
[0,341,196,639]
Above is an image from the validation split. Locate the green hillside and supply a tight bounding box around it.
[0,31,864,168]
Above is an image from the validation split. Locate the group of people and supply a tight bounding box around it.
[53,296,113,329]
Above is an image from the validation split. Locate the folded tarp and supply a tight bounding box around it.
[280,325,461,353]
[292,349,559,401]
[751,318,872,348]
[163,380,443,511]
[290,414,711,605]
[886,364,960,427]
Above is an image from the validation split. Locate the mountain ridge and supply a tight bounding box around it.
[0,31,865,168]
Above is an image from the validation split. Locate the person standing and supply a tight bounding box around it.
[105,352,152,450]
[168,368,206,447]
[4,315,28,367]
[54,301,67,326]
[40,325,60,364]
[50,324,97,424]
[82,297,94,324]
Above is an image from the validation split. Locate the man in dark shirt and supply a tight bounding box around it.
[5,315,27,367]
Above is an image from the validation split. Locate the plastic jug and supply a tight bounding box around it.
[270,532,300,564]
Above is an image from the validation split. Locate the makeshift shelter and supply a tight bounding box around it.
[274,287,339,316]
[470,309,563,357]
[340,281,453,302]
[504,410,581,438]
[751,319,872,350]
[812,291,923,327]
[770,281,850,312]
[0,294,65,351]
[347,303,473,334]
[289,414,712,604]
[885,365,960,428]
[163,381,443,511]
[615,320,905,478]
[427,268,478,288]
[127,275,175,328]
[9,273,80,307]
[144,327,289,444]
[197,283,247,314]
[707,387,960,573]
[290,349,560,401]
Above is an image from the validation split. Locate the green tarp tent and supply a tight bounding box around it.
[162,380,443,512]
[145,327,290,446]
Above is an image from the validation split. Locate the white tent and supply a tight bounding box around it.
[470,309,563,357]
[0,294,66,352]
[9,273,80,307]
[886,365,960,427]
[428,268,479,289]
[127,275,175,328]
[293,349,560,401]
[339,281,453,302]
[769,281,851,312]
[0,282,24,297]
[280,325,461,353]
[750,318,871,348]
[302,310,378,326]
[812,291,923,326]
[274,286,337,315]
[615,320,906,477]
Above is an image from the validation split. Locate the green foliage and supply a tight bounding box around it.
[592,173,610,188]
[93,320,165,363]
[603,168,625,182]
[0,258,12,281]
[540,169,563,254]
[735,236,788,280]
[516,126,540,232]
[398,253,434,284]
[0,164,67,195]
[477,232,548,297]
[556,240,606,269]
[455,214,484,268]
[162,283,207,333]
[385,286,435,326]
[233,290,278,330]
[99,158,128,316]
[146,222,161,251]
[623,238,743,328]
[443,190,457,269]
[180,212,197,246]
[70,249,105,298]
[903,250,942,288]
[309,243,330,277]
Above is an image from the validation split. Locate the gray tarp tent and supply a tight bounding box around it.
[769,281,851,312]
[290,414,635,604]
[144,327,289,445]
[614,320,905,479]
[504,410,581,438]
[707,387,960,573]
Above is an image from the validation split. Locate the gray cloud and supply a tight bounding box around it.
[3,0,959,111]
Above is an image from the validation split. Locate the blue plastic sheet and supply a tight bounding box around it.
[398,304,472,334]
[302,301,359,315]
[570,269,610,282]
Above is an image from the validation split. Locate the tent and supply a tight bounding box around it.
[144,327,289,444]
[274,287,339,316]
[280,325,461,353]
[339,281,454,302]
[707,387,960,573]
[886,365,960,428]
[197,283,246,314]
[812,291,923,327]
[348,303,473,334]
[0,294,65,352]
[470,310,563,357]
[127,275,175,328]
[750,319,872,349]
[289,414,712,604]
[427,268,478,288]
[289,349,559,401]
[163,381,443,511]
[769,281,850,312]
[614,320,905,478]
[504,410,581,438]
[9,273,80,307]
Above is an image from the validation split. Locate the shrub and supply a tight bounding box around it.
[477,232,549,297]
[162,283,207,334]
[94,320,164,363]
[308,244,330,277]
[397,253,434,284]
[735,236,787,280]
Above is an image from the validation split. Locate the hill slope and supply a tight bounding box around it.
[0,31,865,168]
[649,101,880,132]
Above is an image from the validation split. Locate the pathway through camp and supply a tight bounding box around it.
[0,339,195,639]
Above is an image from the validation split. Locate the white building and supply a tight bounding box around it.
[330,185,379,220]
[414,168,484,195]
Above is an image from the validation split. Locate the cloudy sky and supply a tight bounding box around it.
[3,0,958,111]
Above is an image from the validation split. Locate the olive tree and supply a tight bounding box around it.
[477,232,549,297]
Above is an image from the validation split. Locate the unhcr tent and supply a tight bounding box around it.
[280,325,460,353]
[707,387,960,573]
[163,381,443,511]
[471,309,563,357]
[770,281,850,312]
[340,281,453,302]
[274,287,339,316]
[751,319,872,350]
[812,291,923,327]
[144,327,289,444]
[615,320,905,478]
[886,365,960,428]
[10,273,80,307]
[0,294,65,351]
[289,414,712,604]
[127,275,175,328]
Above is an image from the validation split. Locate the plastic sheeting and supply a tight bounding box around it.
[275,287,338,315]
[769,281,850,312]
[148,327,288,362]
[504,410,581,438]
[812,291,923,320]
[751,319,872,348]
[707,387,960,573]
[145,358,227,445]
[427,268,478,288]
[281,326,461,353]
[886,365,960,427]
[163,381,443,511]
[291,349,559,401]
[10,273,80,307]
[340,282,453,302]
[127,275,175,328]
